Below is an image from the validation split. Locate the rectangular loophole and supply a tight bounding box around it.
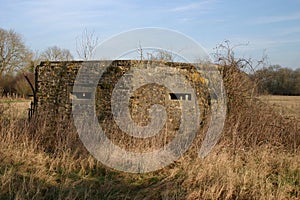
[169,93,191,101]
[71,92,92,100]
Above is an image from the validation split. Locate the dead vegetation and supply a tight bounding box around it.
[0,50,300,199]
[259,95,300,119]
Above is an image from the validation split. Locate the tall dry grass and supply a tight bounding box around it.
[0,112,130,199]
[0,64,299,199]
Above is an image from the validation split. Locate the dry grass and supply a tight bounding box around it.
[0,98,31,119]
[259,95,300,119]
[0,66,300,199]
[183,147,300,200]
[0,114,299,199]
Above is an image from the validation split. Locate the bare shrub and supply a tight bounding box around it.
[214,41,300,152]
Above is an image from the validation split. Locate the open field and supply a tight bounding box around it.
[0,99,31,119]
[259,95,300,119]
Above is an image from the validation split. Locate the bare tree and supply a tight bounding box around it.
[0,28,31,76]
[147,49,174,62]
[137,41,143,61]
[40,46,73,61]
[25,50,41,73]
[76,29,99,60]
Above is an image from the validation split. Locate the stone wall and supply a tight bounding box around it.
[36,60,211,149]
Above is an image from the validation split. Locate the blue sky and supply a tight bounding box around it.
[0,0,300,69]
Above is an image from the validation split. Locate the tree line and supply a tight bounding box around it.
[252,65,300,95]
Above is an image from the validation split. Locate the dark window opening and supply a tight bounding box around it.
[72,92,92,99]
[169,93,191,101]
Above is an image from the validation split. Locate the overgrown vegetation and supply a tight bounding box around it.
[1,58,300,199]
[1,113,299,199]
[1,30,300,199]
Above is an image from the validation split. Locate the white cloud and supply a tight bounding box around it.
[14,0,122,31]
[253,12,300,24]
[169,0,216,12]
[275,27,300,36]
[227,37,300,52]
